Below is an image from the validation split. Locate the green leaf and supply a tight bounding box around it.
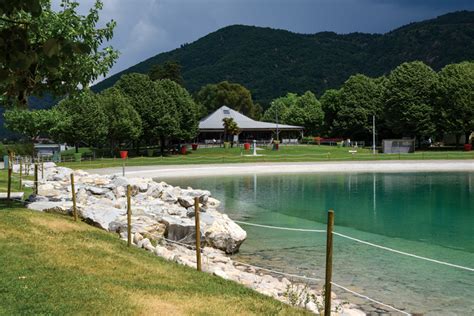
[0,69,10,81]
[43,38,60,57]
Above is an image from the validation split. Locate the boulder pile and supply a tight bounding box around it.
[22,162,364,315]
[26,163,246,254]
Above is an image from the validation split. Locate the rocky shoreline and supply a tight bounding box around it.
[20,162,363,315]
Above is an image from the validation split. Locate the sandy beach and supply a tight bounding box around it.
[89,160,474,178]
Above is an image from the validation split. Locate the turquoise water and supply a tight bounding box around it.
[167,172,474,315]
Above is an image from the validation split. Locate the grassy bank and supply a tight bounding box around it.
[57,145,474,170]
[0,169,309,315]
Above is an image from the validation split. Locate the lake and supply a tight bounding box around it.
[166,172,474,315]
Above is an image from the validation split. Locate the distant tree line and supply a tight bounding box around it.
[263,61,474,146]
[4,59,473,150]
[5,73,200,154]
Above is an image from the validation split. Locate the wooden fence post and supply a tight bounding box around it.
[194,197,202,271]
[34,163,38,195]
[7,165,12,204]
[70,173,78,221]
[324,210,334,316]
[19,161,22,190]
[127,185,132,247]
[41,161,44,179]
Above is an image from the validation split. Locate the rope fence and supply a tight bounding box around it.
[231,218,474,315]
[234,220,326,232]
[234,220,474,272]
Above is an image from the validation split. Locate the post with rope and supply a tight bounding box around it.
[7,157,12,204]
[127,185,132,247]
[70,173,78,221]
[34,163,38,195]
[324,209,334,316]
[19,159,23,190]
[194,197,202,271]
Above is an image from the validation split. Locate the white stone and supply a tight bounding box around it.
[207,197,221,208]
[79,205,124,230]
[27,201,73,214]
[341,308,366,316]
[204,215,247,253]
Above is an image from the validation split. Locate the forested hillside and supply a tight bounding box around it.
[93,11,474,106]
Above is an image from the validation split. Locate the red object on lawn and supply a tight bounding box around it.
[192,144,198,151]
[120,150,128,159]
[464,144,472,151]
[244,143,250,150]
[180,146,187,155]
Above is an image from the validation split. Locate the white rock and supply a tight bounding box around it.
[341,308,366,316]
[207,197,221,208]
[86,186,109,195]
[213,269,230,280]
[133,232,143,244]
[137,238,151,248]
[204,215,247,254]
[178,196,194,208]
[27,201,72,214]
[79,205,124,230]
[111,176,129,187]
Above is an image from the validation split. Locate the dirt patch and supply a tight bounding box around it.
[29,216,89,232]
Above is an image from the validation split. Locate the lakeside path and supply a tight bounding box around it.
[88,160,474,178]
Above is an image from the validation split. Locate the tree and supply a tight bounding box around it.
[263,91,324,136]
[114,73,165,146]
[437,62,474,146]
[115,74,199,153]
[0,0,118,107]
[52,91,108,152]
[97,88,142,149]
[157,79,200,142]
[222,117,240,148]
[149,61,184,86]
[195,81,260,119]
[286,91,324,136]
[4,108,62,139]
[384,61,437,141]
[331,74,384,139]
[320,89,341,136]
[261,93,297,123]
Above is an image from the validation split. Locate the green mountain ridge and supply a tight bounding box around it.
[92,11,474,106]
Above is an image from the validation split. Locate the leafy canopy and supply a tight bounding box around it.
[384,61,438,139]
[98,88,142,146]
[0,0,118,106]
[195,81,261,119]
[4,107,62,139]
[331,74,384,139]
[52,90,108,147]
[436,61,474,143]
[263,92,324,135]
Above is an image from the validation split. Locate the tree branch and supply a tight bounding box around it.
[0,16,30,25]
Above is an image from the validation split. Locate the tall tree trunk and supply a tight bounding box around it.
[135,140,140,156]
[455,134,461,149]
[75,143,79,153]
[160,136,165,156]
[465,131,471,144]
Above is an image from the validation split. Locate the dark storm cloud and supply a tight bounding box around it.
[53,0,474,80]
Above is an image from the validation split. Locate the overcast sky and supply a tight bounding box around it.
[54,0,474,80]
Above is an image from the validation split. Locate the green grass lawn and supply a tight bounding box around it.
[0,169,309,315]
[58,144,474,170]
[0,168,33,197]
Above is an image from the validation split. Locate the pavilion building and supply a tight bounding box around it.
[198,106,303,144]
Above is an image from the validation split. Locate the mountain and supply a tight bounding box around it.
[92,11,474,106]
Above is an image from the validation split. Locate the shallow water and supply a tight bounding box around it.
[166,172,474,315]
